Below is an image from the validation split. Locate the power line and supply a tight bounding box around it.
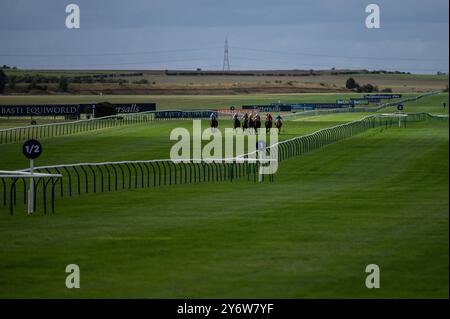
[231,46,448,62]
[0,47,222,58]
[14,57,219,68]
[2,46,445,72]
[229,55,446,72]
[9,55,445,72]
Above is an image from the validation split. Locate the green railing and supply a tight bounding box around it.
[1,160,264,215]
[1,112,447,215]
[0,171,62,215]
[271,112,448,162]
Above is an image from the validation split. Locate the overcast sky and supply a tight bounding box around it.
[0,0,448,73]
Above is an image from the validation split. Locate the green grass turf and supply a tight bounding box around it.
[0,92,445,130]
[0,92,381,128]
[0,112,372,171]
[0,118,68,129]
[380,93,449,115]
[0,120,447,298]
[0,93,447,297]
[291,112,373,122]
[1,91,447,169]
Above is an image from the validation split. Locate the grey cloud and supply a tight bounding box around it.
[0,0,448,73]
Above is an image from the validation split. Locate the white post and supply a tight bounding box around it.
[27,159,34,214]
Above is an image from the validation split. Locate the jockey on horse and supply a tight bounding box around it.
[210,112,218,130]
[242,112,249,131]
[232,111,240,130]
[249,113,255,131]
[265,113,273,133]
[254,113,261,133]
[275,114,283,133]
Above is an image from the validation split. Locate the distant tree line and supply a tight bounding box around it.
[0,70,7,93]
[333,69,411,76]
[345,77,393,93]
[0,71,69,92]
[367,70,411,75]
[1,65,18,70]
[2,72,158,94]
[5,74,139,84]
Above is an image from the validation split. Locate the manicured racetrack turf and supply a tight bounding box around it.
[0,93,448,298]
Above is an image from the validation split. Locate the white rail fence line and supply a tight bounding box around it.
[1,112,447,215]
[0,109,218,145]
[374,90,442,111]
[0,170,62,215]
[1,90,443,145]
[284,90,443,119]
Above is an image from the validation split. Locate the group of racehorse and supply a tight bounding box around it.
[210,112,283,134]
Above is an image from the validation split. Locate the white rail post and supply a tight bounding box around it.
[27,159,34,214]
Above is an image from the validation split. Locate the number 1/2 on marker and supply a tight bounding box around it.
[25,145,39,154]
[22,139,42,215]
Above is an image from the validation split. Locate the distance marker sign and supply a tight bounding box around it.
[397,104,404,111]
[22,139,42,159]
[257,140,267,151]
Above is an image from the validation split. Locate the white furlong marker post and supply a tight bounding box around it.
[257,140,266,183]
[22,139,42,215]
[28,159,34,214]
[397,104,404,128]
